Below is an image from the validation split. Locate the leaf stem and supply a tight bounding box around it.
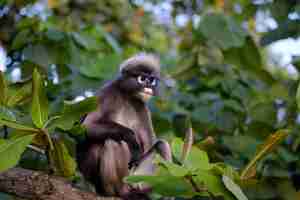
[42,129,54,150]
[185,175,202,193]
[42,116,61,129]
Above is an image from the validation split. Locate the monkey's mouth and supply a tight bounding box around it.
[142,88,153,96]
[138,88,153,101]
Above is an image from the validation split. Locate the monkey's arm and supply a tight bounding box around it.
[83,115,141,159]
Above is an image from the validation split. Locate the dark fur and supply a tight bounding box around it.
[76,56,171,199]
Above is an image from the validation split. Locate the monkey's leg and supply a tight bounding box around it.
[100,140,131,196]
[100,140,151,200]
[77,142,106,194]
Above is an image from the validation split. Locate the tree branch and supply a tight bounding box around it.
[0,168,120,200]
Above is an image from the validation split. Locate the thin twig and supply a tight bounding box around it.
[27,144,45,154]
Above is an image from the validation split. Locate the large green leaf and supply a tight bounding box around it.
[185,146,211,171]
[159,161,190,177]
[31,69,49,128]
[0,134,35,172]
[198,13,247,50]
[125,175,197,197]
[194,170,234,200]
[51,96,97,130]
[172,138,211,171]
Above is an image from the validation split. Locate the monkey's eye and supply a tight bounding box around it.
[150,78,157,86]
[137,75,146,84]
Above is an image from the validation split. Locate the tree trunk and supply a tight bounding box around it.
[0,168,120,200]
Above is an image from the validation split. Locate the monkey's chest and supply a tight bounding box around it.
[113,107,152,151]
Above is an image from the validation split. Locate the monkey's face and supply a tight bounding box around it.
[120,69,160,102]
[136,73,159,102]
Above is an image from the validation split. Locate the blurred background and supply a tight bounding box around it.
[1,0,300,199]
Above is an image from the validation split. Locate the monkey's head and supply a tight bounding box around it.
[118,53,160,102]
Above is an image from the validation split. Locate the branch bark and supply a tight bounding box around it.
[0,168,120,200]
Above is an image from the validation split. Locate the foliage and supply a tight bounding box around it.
[1,0,300,199]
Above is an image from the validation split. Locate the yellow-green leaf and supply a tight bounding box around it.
[240,130,289,180]
[0,134,35,172]
[31,69,49,128]
[49,138,76,177]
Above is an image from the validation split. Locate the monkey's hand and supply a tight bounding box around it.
[85,120,142,163]
[129,139,172,169]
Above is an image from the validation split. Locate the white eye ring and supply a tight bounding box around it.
[137,75,145,84]
[151,79,156,86]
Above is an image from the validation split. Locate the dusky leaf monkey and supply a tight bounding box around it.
[76,53,172,199]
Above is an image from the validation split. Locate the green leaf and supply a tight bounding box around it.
[0,119,39,132]
[96,25,122,53]
[194,170,234,200]
[31,69,49,128]
[78,53,122,79]
[51,96,97,130]
[172,137,184,162]
[45,29,65,42]
[0,71,7,105]
[7,80,32,107]
[185,146,211,171]
[198,13,247,50]
[72,32,101,51]
[11,29,32,50]
[222,135,260,160]
[0,106,16,121]
[172,137,211,171]
[0,134,35,172]
[240,130,289,180]
[160,161,190,177]
[23,44,52,68]
[125,175,196,197]
[49,138,76,177]
[248,102,277,127]
[222,175,248,200]
[223,37,274,84]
